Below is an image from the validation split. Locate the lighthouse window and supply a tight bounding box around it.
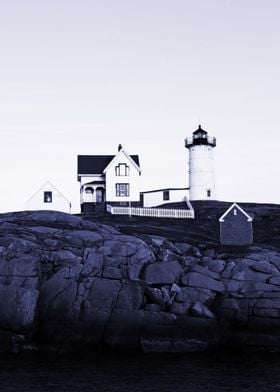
[44,191,52,203]
[207,189,211,198]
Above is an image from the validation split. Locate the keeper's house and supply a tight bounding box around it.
[219,203,253,245]
[77,145,141,213]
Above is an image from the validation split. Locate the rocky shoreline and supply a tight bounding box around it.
[1,210,280,353]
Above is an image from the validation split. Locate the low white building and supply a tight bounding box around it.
[140,188,189,208]
[25,181,72,213]
[77,145,141,213]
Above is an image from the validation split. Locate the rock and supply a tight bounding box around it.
[191,264,220,280]
[145,287,165,307]
[221,261,236,279]
[170,283,181,295]
[0,284,39,333]
[207,259,226,274]
[181,256,197,268]
[141,338,209,353]
[143,261,183,284]
[174,242,193,255]
[116,283,144,310]
[231,268,269,283]
[161,250,179,263]
[203,249,216,258]
[181,272,225,293]
[82,250,104,277]
[250,261,279,274]
[270,255,280,270]
[241,282,280,292]
[102,267,123,279]
[191,302,215,319]
[176,287,215,305]
[224,279,241,293]
[128,246,155,280]
[144,304,161,312]
[169,301,191,315]
[269,277,280,286]
[2,210,280,353]
[0,255,40,277]
[254,299,280,309]
[86,278,121,310]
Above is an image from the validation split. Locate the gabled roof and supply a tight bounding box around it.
[219,203,253,223]
[103,147,141,174]
[26,181,71,205]
[77,154,140,175]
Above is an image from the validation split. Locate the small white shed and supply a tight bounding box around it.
[25,181,71,214]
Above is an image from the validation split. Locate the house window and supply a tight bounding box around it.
[115,163,129,176]
[163,191,170,201]
[207,189,211,198]
[234,209,237,216]
[44,191,52,203]
[116,183,130,197]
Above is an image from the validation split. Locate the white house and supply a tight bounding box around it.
[25,181,72,213]
[77,145,141,213]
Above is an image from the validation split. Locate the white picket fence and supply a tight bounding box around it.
[106,204,195,219]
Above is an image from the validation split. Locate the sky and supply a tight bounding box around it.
[0,0,280,213]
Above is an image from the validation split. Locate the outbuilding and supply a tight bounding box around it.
[219,203,253,245]
[25,181,72,214]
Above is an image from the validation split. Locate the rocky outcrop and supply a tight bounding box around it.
[2,210,280,352]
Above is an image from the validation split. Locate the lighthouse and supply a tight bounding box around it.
[185,125,216,201]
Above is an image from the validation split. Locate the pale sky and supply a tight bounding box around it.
[0,0,280,213]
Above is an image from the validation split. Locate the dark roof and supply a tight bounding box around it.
[77,155,140,174]
[193,124,207,135]
[83,181,105,186]
[141,187,189,194]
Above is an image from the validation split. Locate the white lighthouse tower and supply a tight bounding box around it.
[185,125,216,201]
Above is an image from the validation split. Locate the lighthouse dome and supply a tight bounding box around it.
[185,125,216,149]
[193,124,207,137]
[192,125,209,145]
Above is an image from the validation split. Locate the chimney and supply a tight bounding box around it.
[118,144,122,152]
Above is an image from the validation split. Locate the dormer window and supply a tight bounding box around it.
[44,191,52,203]
[115,163,129,176]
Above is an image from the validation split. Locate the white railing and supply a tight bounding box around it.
[106,205,195,219]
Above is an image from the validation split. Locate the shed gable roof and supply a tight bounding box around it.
[77,154,140,175]
[26,181,71,205]
[219,203,253,223]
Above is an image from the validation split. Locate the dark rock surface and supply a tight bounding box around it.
[2,209,280,353]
